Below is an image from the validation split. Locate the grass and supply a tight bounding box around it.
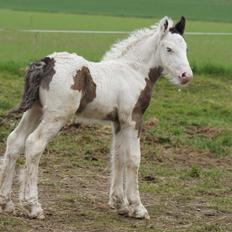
[0,9,232,31]
[0,216,29,231]
[0,9,154,31]
[0,0,232,22]
[147,75,232,155]
[0,10,232,77]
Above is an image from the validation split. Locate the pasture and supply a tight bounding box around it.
[0,0,232,22]
[0,9,232,75]
[0,6,232,232]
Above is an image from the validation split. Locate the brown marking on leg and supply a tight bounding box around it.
[132,66,163,137]
[104,108,121,133]
[71,66,97,113]
[113,122,121,134]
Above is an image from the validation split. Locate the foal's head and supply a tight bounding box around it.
[157,16,193,86]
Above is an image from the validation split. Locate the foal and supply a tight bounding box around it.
[0,16,192,219]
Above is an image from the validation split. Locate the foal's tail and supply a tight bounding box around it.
[9,57,55,114]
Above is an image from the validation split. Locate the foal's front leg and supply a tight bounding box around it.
[124,127,150,219]
[109,123,129,215]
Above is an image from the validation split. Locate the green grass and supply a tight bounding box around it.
[0,9,154,30]
[0,10,232,77]
[146,75,232,155]
[0,71,22,113]
[1,9,232,31]
[0,0,232,22]
[0,217,29,231]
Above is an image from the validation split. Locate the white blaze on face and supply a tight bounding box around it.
[157,16,193,86]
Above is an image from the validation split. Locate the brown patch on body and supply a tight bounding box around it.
[132,66,163,136]
[71,66,97,113]
[104,108,121,134]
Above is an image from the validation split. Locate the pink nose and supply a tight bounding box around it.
[180,72,193,84]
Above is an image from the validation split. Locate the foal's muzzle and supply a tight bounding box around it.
[179,71,193,85]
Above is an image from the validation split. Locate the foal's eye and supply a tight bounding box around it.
[166,47,172,53]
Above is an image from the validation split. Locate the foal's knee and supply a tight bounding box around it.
[25,133,47,161]
[5,131,24,160]
[126,154,140,170]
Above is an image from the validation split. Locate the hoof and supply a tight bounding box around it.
[117,205,129,216]
[4,200,15,213]
[0,197,15,214]
[20,201,45,219]
[30,207,45,220]
[108,194,127,210]
[109,195,130,216]
[128,203,150,220]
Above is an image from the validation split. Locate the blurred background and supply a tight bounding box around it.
[0,0,231,74]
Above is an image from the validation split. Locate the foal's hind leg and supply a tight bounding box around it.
[19,113,66,219]
[109,123,129,215]
[0,104,42,213]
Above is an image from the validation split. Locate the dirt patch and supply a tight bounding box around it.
[142,142,232,169]
[144,117,159,129]
[166,146,232,169]
[185,125,224,138]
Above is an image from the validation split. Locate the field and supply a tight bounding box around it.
[0,0,232,22]
[0,4,232,232]
[0,9,232,76]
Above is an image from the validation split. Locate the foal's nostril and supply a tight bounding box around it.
[179,71,193,85]
[181,72,186,78]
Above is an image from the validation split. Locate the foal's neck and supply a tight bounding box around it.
[123,32,161,78]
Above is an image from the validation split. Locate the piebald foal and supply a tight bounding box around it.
[0,16,192,219]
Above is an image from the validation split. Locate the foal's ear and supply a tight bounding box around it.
[174,16,186,35]
[158,16,173,38]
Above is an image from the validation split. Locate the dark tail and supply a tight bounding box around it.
[10,57,54,114]
[0,57,55,125]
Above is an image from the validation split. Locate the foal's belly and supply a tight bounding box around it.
[77,98,117,122]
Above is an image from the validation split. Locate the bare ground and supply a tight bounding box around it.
[0,120,232,232]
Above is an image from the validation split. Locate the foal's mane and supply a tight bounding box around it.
[102,25,158,61]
